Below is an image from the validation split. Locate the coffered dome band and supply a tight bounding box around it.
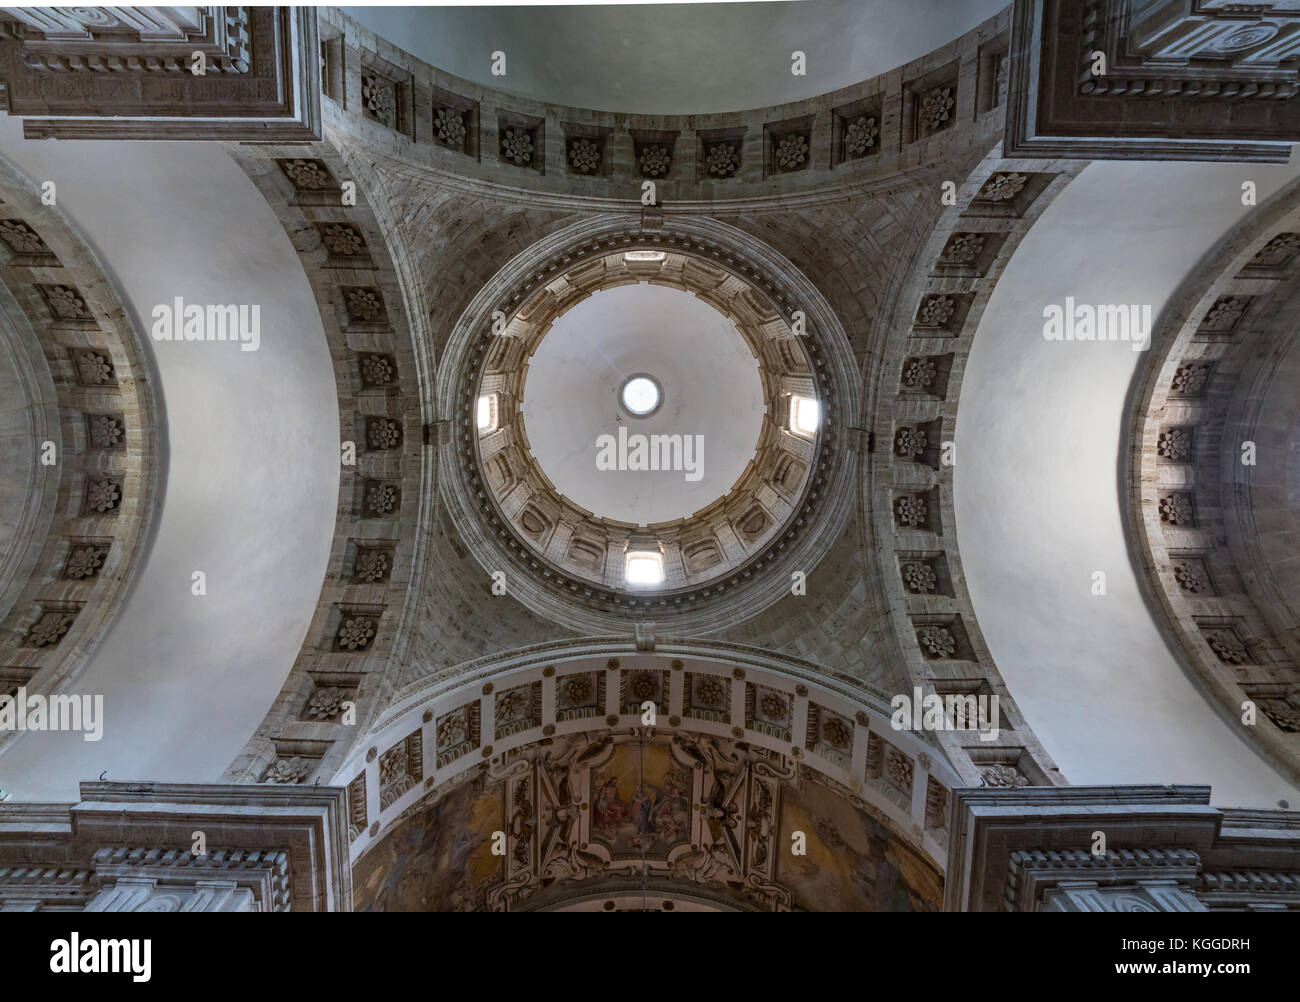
[437,213,861,635]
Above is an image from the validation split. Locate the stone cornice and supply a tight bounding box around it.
[1005,0,1300,162]
[0,781,352,912]
[945,784,1223,911]
[0,6,322,142]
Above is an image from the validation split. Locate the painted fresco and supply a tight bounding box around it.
[353,775,503,911]
[590,742,692,857]
[776,776,943,911]
[351,733,943,912]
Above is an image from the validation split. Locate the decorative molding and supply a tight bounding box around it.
[0,6,320,141]
[947,785,1300,912]
[0,782,350,912]
[1005,0,1300,162]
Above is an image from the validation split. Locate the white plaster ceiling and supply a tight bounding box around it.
[0,116,339,800]
[521,283,764,525]
[344,0,1008,114]
[956,152,1300,810]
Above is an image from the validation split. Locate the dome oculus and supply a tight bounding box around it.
[620,374,662,417]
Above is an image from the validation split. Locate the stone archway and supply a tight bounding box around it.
[1127,174,1300,784]
[0,153,162,744]
[341,638,958,911]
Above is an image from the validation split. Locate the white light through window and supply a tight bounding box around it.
[621,376,660,416]
[623,250,666,262]
[476,393,498,434]
[790,395,819,437]
[625,551,665,587]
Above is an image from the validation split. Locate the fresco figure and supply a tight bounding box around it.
[594,776,626,838]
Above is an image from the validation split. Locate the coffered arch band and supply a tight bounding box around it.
[0,153,162,735]
[217,141,429,789]
[1127,174,1300,785]
[336,636,962,895]
[866,145,1083,789]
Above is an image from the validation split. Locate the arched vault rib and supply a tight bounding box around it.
[218,142,428,788]
[867,147,1086,788]
[958,155,1300,806]
[1127,174,1300,785]
[0,154,161,758]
